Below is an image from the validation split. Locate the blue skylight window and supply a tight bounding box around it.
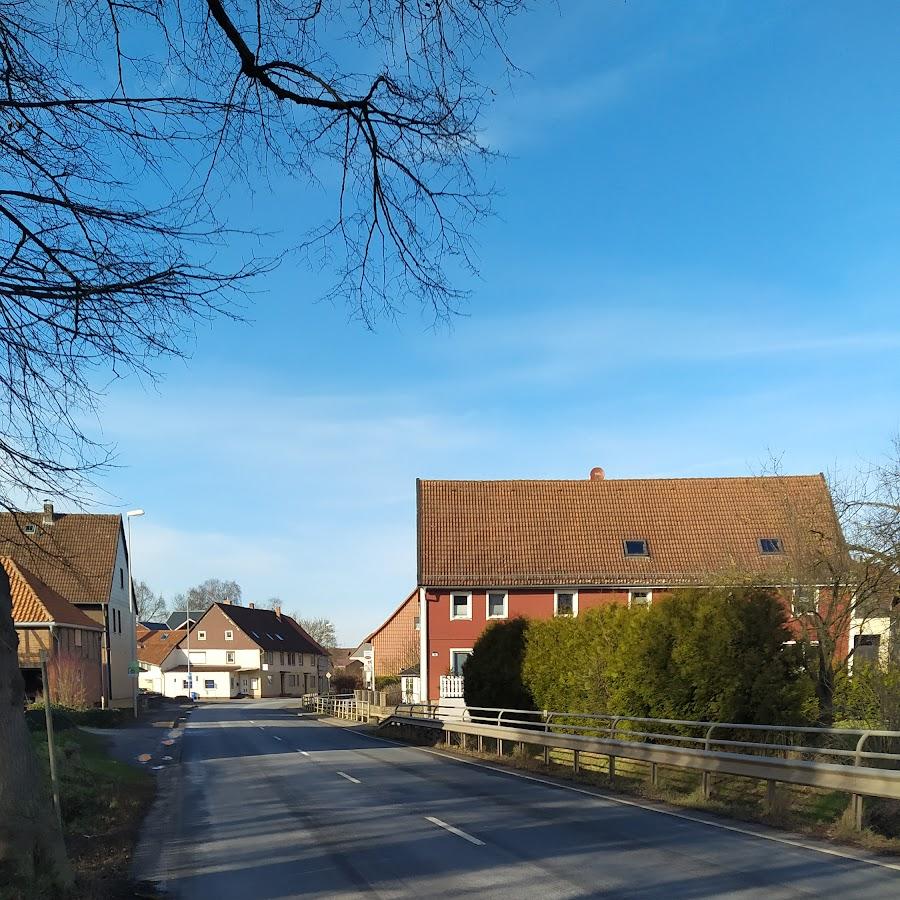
[758,538,784,554]
[623,539,649,557]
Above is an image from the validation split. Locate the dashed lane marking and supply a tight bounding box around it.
[425,816,485,846]
[337,771,361,784]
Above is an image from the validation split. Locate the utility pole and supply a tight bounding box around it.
[186,592,192,700]
[40,650,62,826]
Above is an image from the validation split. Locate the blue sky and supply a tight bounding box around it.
[83,1,899,644]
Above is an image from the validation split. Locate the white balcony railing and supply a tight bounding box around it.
[439,674,465,698]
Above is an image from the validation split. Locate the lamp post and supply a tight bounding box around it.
[126,509,144,718]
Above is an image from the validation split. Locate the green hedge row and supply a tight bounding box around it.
[25,704,127,732]
[464,586,817,725]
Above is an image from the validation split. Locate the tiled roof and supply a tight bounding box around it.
[211,604,325,654]
[4,557,102,629]
[137,629,185,666]
[0,511,122,604]
[417,475,844,588]
[363,587,417,643]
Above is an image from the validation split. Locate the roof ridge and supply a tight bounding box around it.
[419,474,824,484]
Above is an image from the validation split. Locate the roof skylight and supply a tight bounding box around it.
[623,539,649,557]
[758,538,784,554]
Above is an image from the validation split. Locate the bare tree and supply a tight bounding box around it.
[173,578,243,617]
[134,581,167,622]
[296,616,337,648]
[0,0,529,885]
[768,448,900,724]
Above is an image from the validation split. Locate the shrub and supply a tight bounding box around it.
[374,675,400,690]
[522,604,635,715]
[25,703,125,731]
[330,673,360,693]
[464,618,535,711]
[612,586,814,725]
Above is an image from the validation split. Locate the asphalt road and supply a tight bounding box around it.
[138,699,900,898]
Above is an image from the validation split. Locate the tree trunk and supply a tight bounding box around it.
[815,651,836,728]
[0,566,72,888]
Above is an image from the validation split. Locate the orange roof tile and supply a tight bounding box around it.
[0,511,123,604]
[417,474,844,588]
[4,557,103,629]
[137,629,185,667]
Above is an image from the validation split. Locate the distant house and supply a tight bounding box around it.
[165,610,198,630]
[5,556,104,705]
[349,641,374,689]
[0,503,137,708]
[329,647,365,684]
[139,601,332,699]
[357,588,420,680]
[416,470,847,704]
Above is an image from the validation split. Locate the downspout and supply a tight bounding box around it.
[102,605,111,708]
[418,587,428,703]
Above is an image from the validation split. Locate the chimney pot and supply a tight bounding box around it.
[248,602,255,609]
[42,501,54,525]
[589,467,605,481]
[275,604,281,619]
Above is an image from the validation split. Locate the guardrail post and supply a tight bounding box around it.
[573,749,580,774]
[766,779,777,814]
[702,725,717,800]
[608,716,620,783]
[498,737,503,757]
[544,711,552,764]
[852,732,871,831]
[478,734,483,753]
[650,762,658,788]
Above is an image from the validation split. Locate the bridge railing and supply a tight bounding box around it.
[303,692,370,722]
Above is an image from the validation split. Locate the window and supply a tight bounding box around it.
[450,592,472,620]
[226,651,235,664]
[623,540,649,557]
[792,586,818,615]
[119,568,124,589]
[182,679,190,689]
[853,634,881,664]
[250,677,259,690]
[759,538,784,554]
[197,631,206,641]
[487,591,508,619]
[74,628,82,647]
[23,523,36,535]
[204,679,215,689]
[554,590,577,617]
[251,630,260,639]
[266,674,273,685]
[629,590,652,609]
[225,630,233,641]
[450,649,473,675]
[414,616,420,631]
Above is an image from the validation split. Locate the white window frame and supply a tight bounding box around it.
[224,630,233,641]
[554,589,578,617]
[486,590,509,619]
[74,628,82,647]
[628,589,653,609]
[197,630,206,641]
[449,648,474,675]
[226,650,235,664]
[450,591,472,621]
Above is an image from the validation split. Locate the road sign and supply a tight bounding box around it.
[128,661,140,677]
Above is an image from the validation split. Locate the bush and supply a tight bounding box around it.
[25,703,125,731]
[464,618,535,711]
[612,586,814,724]
[374,675,400,690]
[834,663,900,729]
[330,673,361,693]
[522,604,636,715]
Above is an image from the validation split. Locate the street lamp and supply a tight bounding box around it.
[126,509,144,718]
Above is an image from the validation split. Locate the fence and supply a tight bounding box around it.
[303,693,371,722]
[386,703,900,830]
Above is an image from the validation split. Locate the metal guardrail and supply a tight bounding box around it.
[385,703,900,831]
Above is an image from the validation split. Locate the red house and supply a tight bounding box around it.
[415,469,845,704]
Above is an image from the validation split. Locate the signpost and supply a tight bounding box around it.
[39,651,62,825]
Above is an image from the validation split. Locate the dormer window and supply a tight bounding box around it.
[623,540,649,557]
[23,524,36,535]
[759,538,784,554]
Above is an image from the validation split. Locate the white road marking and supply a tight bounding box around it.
[273,735,283,741]
[425,816,485,846]
[258,726,265,730]
[297,750,310,756]
[331,723,900,874]
[337,771,361,784]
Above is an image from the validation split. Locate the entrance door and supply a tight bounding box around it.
[450,650,472,675]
